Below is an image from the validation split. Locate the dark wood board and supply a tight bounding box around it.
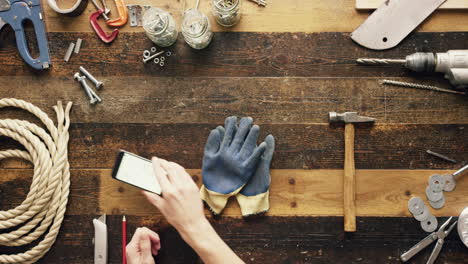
[0,216,465,264]
[0,76,465,125]
[0,123,466,170]
[1,32,468,78]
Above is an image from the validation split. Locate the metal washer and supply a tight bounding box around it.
[428,174,445,192]
[151,47,157,53]
[408,197,425,215]
[421,215,438,232]
[429,195,445,209]
[426,186,443,202]
[414,206,431,222]
[442,174,456,192]
[143,50,151,58]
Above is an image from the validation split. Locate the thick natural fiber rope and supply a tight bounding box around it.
[0,99,72,264]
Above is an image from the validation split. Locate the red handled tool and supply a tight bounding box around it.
[90,0,118,43]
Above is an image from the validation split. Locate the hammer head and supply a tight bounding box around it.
[329,112,375,123]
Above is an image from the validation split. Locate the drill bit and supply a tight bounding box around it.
[381,80,466,95]
[356,58,406,65]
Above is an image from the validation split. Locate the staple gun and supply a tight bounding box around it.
[0,0,51,70]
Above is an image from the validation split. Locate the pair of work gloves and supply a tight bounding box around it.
[200,116,275,216]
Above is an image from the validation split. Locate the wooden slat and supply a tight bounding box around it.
[2,32,468,78]
[0,77,465,124]
[0,124,465,170]
[99,169,468,217]
[1,215,465,263]
[39,0,468,33]
[2,168,466,217]
[357,0,468,10]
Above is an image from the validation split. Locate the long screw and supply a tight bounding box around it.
[74,73,97,104]
[143,50,165,63]
[80,66,103,89]
[357,58,406,65]
[381,80,466,95]
[426,150,457,164]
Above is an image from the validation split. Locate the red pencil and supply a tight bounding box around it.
[122,215,127,264]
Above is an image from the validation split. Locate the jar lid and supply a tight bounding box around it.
[143,7,169,34]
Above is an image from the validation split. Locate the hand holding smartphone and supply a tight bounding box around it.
[112,150,161,195]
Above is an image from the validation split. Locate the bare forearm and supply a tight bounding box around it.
[178,219,244,264]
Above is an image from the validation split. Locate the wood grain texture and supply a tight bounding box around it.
[356,0,468,10]
[1,215,465,263]
[2,168,466,217]
[39,0,468,33]
[0,77,466,124]
[2,32,468,79]
[0,124,465,170]
[344,123,356,232]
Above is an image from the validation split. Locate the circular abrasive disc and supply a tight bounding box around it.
[414,206,431,222]
[429,195,445,209]
[458,207,468,248]
[442,174,456,192]
[426,186,443,202]
[428,174,445,193]
[421,215,438,233]
[408,197,425,215]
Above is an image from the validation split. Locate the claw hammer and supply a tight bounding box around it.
[329,112,375,232]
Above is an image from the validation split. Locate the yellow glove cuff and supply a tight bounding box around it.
[236,191,270,217]
[200,185,243,215]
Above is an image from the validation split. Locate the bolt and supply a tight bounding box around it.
[143,50,164,63]
[79,66,103,89]
[74,73,97,104]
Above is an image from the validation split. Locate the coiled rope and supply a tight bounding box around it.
[0,99,72,263]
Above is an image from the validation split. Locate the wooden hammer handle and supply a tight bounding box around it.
[344,123,356,232]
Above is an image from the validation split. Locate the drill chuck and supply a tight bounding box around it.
[404,52,436,72]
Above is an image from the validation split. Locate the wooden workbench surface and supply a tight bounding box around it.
[0,0,467,263]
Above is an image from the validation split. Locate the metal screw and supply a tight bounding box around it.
[143,50,164,63]
[79,66,103,89]
[74,73,97,104]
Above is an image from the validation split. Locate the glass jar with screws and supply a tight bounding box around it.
[142,7,178,47]
[212,0,241,27]
[181,8,213,50]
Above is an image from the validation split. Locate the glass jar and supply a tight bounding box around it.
[142,7,178,47]
[212,0,241,27]
[181,8,213,50]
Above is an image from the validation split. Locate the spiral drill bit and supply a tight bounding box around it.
[381,80,466,95]
[356,58,406,65]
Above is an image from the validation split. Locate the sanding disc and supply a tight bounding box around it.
[421,215,438,233]
[414,206,431,222]
[428,174,445,193]
[429,195,445,209]
[442,174,456,192]
[408,197,425,215]
[426,186,443,202]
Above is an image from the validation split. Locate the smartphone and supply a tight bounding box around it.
[111,150,161,195]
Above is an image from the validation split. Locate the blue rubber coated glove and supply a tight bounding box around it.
[200,116,267,214]
[236,135,275,216]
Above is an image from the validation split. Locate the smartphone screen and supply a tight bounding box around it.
[111,150,161,195]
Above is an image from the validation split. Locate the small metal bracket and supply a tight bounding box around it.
[127,4,141,27]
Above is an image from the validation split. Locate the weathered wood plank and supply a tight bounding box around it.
[1,169,466,217]
[2,32,468,78]
[39,0,468,33]
[0,124,465,169]
[0,77,466,124]
[1,216,465,263]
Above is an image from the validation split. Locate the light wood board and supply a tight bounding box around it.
[41,0,468,32]
[99,169,467,217]
[357,0,468,10]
